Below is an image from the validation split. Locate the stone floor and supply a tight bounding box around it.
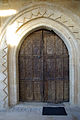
[0,103,80,120]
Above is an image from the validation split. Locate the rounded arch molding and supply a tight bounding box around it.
[0,2,80,108]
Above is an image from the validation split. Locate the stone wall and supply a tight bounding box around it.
[0,0,80,108]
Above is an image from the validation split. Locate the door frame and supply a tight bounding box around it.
[8,18,79,106]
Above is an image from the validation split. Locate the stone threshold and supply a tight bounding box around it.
[0,102,74,120]
[0,102,69,113]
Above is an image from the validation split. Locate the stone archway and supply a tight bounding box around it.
[8,18,78,106]
[0,2,80,108]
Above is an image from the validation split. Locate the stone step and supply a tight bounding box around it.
[0,104,75,120]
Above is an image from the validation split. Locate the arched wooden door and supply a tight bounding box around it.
[18,29,69,103]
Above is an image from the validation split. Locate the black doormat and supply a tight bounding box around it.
[42,107,67,115]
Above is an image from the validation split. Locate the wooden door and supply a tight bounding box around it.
[43,30,69,103]
[19,30,43,102]
[18,29,69,103]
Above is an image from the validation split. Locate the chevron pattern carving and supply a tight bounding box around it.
[2,40,8,107]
